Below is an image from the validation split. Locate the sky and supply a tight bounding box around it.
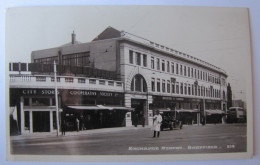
[5,6,252,101]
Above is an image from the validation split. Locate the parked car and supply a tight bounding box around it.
[159,109,183,131]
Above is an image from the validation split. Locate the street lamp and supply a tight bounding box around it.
[54,61,60,136]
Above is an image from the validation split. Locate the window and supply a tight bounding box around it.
[180,83,183,94]
[200,71,203,80]
[171,82,175,93]
[143,54,147,67]
[162,60,165,71]
[151,57,154,69]
[171,62,174,74]
[51,77,60,82]
[129,50,134,64]
[65,77,73,83]
[192,85,194,95]
[151,78,155,92]
[157,58,160,70]
[36,76,46,82]
[176,83,179,94]
[184,84,187,95]
[188,67,190,77]
[157,79,161,92]
[131,74,147,92]
[99,80,105,85]
[89,79,96,84]
[162,79,166,92]
[184,66,187,76]
[180,65,183,75]
[191,68,194,78]
[167,80,170,93]
[136,52,141,65]
[116,82,122,87]
[62,52,90,67]
[167,61,170,72]
[188,85,191,95]
[197,70,200,79]
[194,69,197,79]
[176,64,179,74]
[108,81,114,86]
[198,86,200,96]
[78,78,85,83]
[203,72,205,80]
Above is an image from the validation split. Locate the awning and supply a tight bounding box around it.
[205,109,226,115]
[67,105,134,111]
[176,109,200,113]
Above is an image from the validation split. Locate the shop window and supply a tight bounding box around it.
[129,50,134,64]
[32,98,50,106]
[130,74,147,92]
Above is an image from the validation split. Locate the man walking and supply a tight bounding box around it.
[153,110,162,138]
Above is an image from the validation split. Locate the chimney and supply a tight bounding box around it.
[71,31,76,44]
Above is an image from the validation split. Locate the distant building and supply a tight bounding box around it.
[9,27,228,134]
[232,100,246,109]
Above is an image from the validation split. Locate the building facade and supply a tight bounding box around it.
[9,27,228,134]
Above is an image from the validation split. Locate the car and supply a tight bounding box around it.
[159,109,183,131]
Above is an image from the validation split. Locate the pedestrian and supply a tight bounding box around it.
[61,119,66,135]
[153,110,162,138]
[76,118,79,132]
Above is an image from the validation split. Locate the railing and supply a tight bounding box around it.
[121,31,226,74]
[9,74,124,92]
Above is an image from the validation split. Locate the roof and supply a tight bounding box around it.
[92,26,121,41]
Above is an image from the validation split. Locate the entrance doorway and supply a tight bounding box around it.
[131,99,146,126]
[33,111,50,132]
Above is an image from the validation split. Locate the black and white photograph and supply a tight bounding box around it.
[5,6,253,161]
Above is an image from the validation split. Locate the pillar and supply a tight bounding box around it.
[20,97,24,134]
[29,111,33,133]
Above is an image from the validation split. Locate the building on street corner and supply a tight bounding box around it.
[9,27,228,134]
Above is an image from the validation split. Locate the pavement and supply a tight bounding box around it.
[10,125,152,141]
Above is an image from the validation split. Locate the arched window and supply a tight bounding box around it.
[131,74,147,92]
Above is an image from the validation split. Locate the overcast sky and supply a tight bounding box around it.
[5,6,252,100]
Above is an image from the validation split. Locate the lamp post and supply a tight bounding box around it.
[54,61,60,136]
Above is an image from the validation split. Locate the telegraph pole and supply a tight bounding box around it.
[54,61,60,136]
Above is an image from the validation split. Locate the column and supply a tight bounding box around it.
[50,111,53,132]
[20,97,24,135]
[29,111,33,133]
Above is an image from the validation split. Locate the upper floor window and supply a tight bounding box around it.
[176,64,179,74]
[156,58,160,70]
[184,66,187,76]
[143,54,147,67]
[151,57,155,69]
[171,62,174,74]
[129,50,134,64]
[167,80,170,93]
[151,78,155,92]
[167,61,170,72]
[188,67,190,77]
[180,65,183,75]
[162,60,165,72]
[136,52,141,65]
[157,79,161,92]
[191,68,194,78]
[131,74,147,92]
[162,79,166,92]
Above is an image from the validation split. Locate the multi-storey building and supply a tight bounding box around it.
[9,27,228,134]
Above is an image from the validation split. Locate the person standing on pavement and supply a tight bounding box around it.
[153,110,162,138]
[76,118,79,132]
[61,119,66,135]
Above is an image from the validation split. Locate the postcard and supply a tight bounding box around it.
[5,6,254,161]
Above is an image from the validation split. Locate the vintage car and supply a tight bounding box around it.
[159,109,183,131]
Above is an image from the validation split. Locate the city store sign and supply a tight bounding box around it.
[17,88,122,97]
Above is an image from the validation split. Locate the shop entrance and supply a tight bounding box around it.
[33,111,50,132]
[131,99,146,126]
